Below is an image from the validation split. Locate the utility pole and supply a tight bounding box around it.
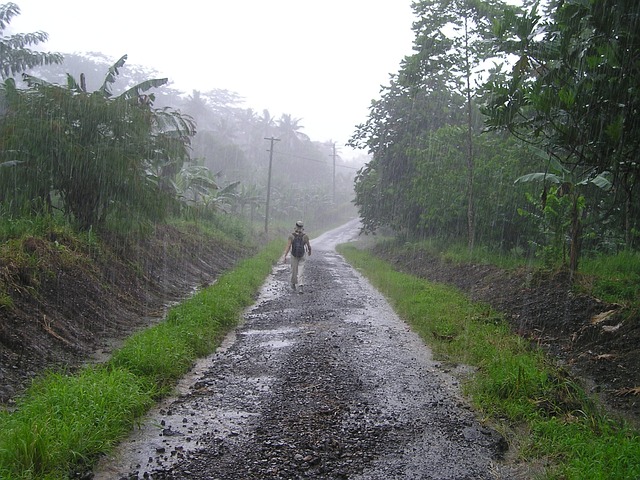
[330,142,337,204]
[264,136,280,234]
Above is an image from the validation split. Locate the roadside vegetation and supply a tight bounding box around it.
[0,239,282,479]
[379,236,640,315]
[350,0,639,279]
[338,243,640,480]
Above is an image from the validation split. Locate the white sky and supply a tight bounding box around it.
[11,0,416,160]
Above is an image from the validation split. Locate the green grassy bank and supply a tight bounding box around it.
[0,240,283,479]
[337,243,640,480]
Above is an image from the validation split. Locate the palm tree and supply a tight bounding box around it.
[234,183,264,222]
[258,109,277,136]
[276,113,309,150]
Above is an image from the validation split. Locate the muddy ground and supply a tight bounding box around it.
[93,221,520,479]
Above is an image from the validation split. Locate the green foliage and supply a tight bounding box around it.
[579,251,640,306]
[0,367,154,479]
[351,0,640,272]
[350,0,515,243]
[0,3,63,79]
[108,325,196,390]
[5,48,356,233]
[483,0,640,252]
[512,151,615,273]
[0,210,77,243]
[532,416,640,480]
[518,189,574,267]
[350,84,466,235]
[0,56,195,231]
[338,242,640,479]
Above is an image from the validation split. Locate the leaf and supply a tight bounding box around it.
[590,309,618,324]
[604,115,624,142]
[21,73,53,88]
[590,172,612,191]
[98,54,128,98]
[558,86,576,108]
[514,172,561,184]
[526,147,567,175]
[66,73,82,92]
[118,78,169,102]
[218,181,240,196]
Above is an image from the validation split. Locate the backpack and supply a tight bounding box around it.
[291,233,306,258]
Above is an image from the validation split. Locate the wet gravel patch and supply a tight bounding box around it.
[93,224,513,479]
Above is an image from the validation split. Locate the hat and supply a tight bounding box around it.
[295,220,304,228]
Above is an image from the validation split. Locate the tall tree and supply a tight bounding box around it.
[412,0,511,249]
[0,2,62,79]
[276,114,309,150]
[350,0,509,238]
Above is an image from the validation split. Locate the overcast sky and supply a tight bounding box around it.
[11,1,416,159]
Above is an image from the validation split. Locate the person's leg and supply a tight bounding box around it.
[290,256,299,289]
[297,256,306,292]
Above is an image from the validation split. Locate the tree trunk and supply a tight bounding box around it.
[625,186,631,249]
[569,194,582,281]
[464,15,475,251]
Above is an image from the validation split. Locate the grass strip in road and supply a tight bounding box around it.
[337,243,640,480]
[0,240,283,480]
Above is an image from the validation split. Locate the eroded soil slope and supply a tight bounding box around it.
[0,225,251,403]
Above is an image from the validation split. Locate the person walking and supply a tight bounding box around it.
[283,220,311,293]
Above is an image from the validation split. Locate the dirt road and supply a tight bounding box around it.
[93,220,512,479]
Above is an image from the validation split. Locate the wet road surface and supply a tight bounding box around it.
[93,220,511,479]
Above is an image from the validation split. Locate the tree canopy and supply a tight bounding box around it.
[350,0,639,271]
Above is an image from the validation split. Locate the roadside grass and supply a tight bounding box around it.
[378,236,531,270]
[385,237,640,307]
[0,212,76,243]
[0,368,154,479]
[337,243,640,480]
[0,239,283,480]
[578,250,640,308]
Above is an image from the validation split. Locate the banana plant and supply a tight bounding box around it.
[4,55,195,229]
[515,150,612,277]
[175,163,220,205]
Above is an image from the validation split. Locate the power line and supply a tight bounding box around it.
[276,151,361,170]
